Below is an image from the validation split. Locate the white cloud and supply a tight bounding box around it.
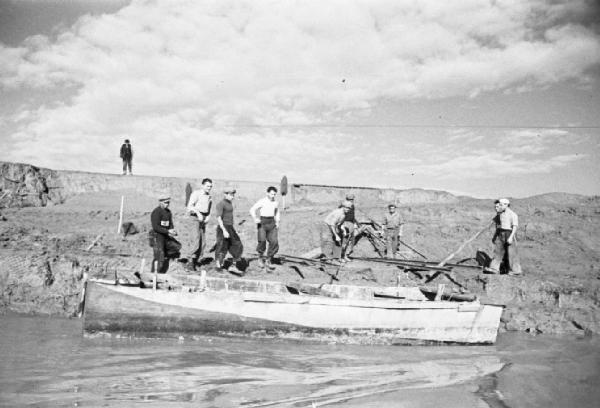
[387,131,590,180]
[415,152,584,179]
[0,0,598,195]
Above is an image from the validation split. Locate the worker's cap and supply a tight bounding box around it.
[158,196,171,203]
[388,203,396,208]
[345,194,355,200]
[223,186,237,194]
[341,200,353,208]
[499,198,510,205]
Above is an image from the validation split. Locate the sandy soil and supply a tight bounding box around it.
[1,163,599,336]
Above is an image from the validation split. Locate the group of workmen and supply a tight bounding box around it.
[150,181,522,276]
[150,179,282,274]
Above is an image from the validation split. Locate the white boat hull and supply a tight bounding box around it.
[83,278,503,345]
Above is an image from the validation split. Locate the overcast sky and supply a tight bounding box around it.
[1,0,599,198]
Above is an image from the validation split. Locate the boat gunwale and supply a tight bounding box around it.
[88,280,499,312]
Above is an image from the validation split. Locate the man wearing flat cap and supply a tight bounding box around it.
[486,198,522,275]
[214,186,244,273]
[322,200,353,262]
[150,196,179,273]
[381,203,404,259]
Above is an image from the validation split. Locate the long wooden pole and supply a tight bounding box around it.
[398,239,428,260]
[117,195,124,234]
[153,261,158,291]
[85,233,103,251]
[437,220,493,267]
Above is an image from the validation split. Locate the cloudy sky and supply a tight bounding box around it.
[1,0,599,198]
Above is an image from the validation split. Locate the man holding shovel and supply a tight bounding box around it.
[321,200,352,262]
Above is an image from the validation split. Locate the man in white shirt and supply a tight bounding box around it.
[486,198,523,276]
[184,178,213,271]
[249,186,280,270]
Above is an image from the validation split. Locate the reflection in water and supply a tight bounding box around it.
[0,315,598,407]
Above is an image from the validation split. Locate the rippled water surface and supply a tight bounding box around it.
[1,315,598,407]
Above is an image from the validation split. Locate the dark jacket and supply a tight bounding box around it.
[151,206,173,236]
[120,143,133,159]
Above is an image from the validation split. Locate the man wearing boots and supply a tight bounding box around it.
[214,186,244,274]
[250,186,280,271]
[184,178,213,271]
[341,193,359,261]
[485,198,523,276]
[381,203,403,259]
[321,200,352,262]
[150,196,179,274]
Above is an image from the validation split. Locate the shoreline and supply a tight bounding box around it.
[1,162,599,338]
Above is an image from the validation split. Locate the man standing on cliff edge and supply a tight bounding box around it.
[485,198,523,276]
[120,139,133,175]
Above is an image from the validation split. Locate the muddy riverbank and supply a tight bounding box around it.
[1,161,599,336]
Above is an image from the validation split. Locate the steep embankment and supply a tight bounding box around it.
[0,161,599,336]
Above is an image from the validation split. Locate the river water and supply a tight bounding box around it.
[0,315,598,408]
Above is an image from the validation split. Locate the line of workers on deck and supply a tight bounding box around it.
[150,180,522,276]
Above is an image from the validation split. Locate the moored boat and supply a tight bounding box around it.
[82,273,503,345]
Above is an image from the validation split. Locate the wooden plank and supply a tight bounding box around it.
[85,233,103,251]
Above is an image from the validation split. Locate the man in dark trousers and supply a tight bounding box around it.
[184,178,213,271]
[341,193,359,260]
[120,139,133,175]
[321,200,352,262]
[486,198,523,276]
[214,186,244,273]
[150,196,179,274]
[249,186,281,270]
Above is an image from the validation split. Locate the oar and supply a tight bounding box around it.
[437,220,493,267]
[398,239,428,260]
